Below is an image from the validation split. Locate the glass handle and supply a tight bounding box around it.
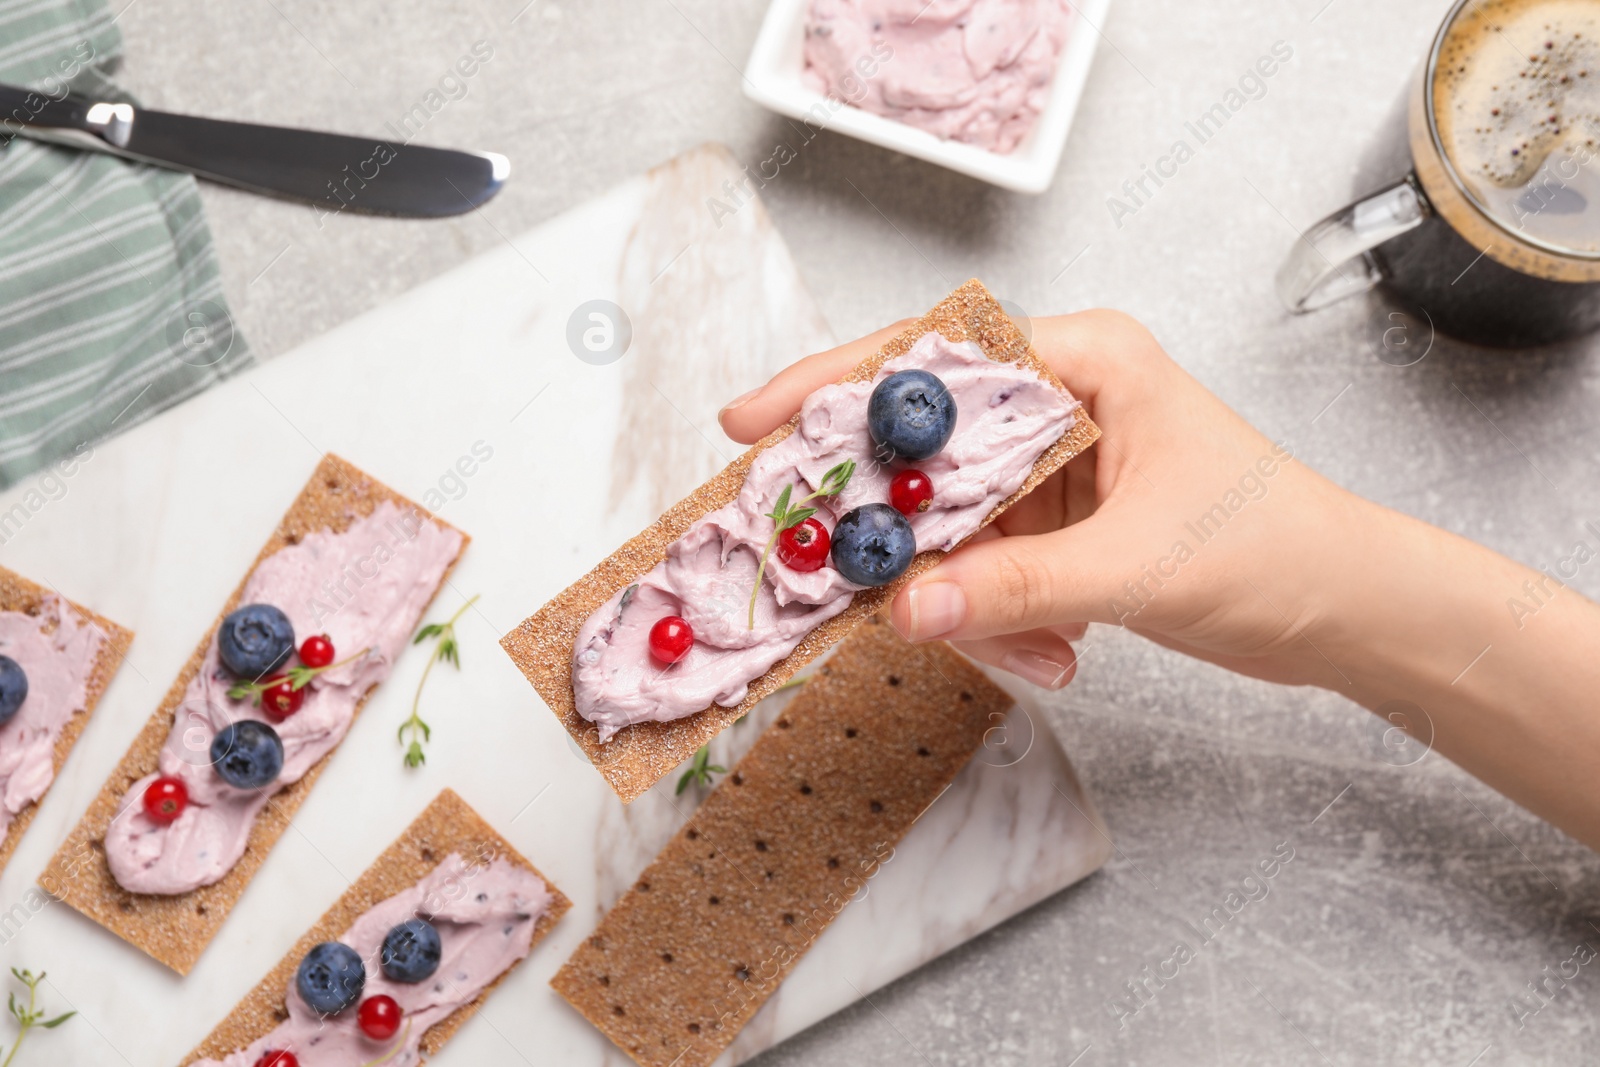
[1275,176,1429,313]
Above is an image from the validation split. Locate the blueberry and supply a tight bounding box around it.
[867,370,957,462]
[830,504,916,587]
[217,603,294,679]
[209,720,284,789]
[0,656,26,725]
[380,918,442,983]
[295,941,365,1014]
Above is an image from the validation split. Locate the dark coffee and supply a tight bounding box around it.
[1279,0,1600,347]
[1433,0,1600,255]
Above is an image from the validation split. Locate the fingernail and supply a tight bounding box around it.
[1002,650,1072,689]
[902,582,966,641]
[718,387,762,419]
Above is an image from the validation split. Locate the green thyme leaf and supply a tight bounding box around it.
[818,459,856,497]
[767,484,792,522]
[780,506,817,532]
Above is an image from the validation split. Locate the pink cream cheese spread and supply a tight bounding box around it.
[196,853,550,1067]
[572,331,1076,740]
[0,596,104,842]
[105,502,463,896]
[803,0,1076,154]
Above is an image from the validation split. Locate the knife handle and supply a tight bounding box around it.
[0,84,132,148]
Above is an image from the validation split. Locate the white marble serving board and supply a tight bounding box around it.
[0,143,1110,1066]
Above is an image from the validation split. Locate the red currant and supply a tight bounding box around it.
[648,616,694,664]
[143,776,188,824]
[358,994,402,1041]
[298,634,335,669]
[889,469,934,515]
[776,517,830,571]
[255,1052,299,1067]
[261,676,303,722]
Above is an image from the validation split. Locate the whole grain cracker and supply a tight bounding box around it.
[551,618,1014,1067]
[501,279,1098,802]
[0,566,132,879]
[181,787,570,1065]
[39,454,468,974]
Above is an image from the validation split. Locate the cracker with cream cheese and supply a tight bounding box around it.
[501,279,1098,803]
[0,566,132,879]
[181,788,568,1065]
[40,454,468,974]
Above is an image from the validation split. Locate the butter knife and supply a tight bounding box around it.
[0,83,508,217]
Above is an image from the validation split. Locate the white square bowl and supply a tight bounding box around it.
[741,0,1110,194]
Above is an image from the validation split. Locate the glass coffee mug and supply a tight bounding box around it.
[1277,0,1600,347]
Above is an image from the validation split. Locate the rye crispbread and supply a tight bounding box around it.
[0,566,132,879]
[501,279,1098,803]
[551,618,1015,1067]
[181,788,570,1065]
[39,454,468,974]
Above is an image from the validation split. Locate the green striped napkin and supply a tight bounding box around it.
[0,0,252,492]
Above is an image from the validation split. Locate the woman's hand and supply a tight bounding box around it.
[722,308,1600,851]
[720,309,1380,691]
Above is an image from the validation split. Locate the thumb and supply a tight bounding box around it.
[890,521,1127,642]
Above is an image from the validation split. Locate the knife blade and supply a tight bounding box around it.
[0,83,508,218]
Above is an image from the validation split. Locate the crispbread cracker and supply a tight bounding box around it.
[39,454,468,974]
[0,566,132,879]
[501,279,1097,802]
[551,619,1014,1067]
[181,788,570,1065]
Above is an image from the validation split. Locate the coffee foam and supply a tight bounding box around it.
[1433,0,1600,253]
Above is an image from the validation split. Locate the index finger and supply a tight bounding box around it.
[717,308,1131,446]
[717,320,911,444]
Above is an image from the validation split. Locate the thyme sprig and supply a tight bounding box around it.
[746,460,855,629]
[0,969,74,1067]
[400,595,478,768]
[226,649,371,704]
[675,677,808,793]
[676,745,726,795]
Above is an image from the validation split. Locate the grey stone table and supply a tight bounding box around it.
[116,0,1600,1062]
